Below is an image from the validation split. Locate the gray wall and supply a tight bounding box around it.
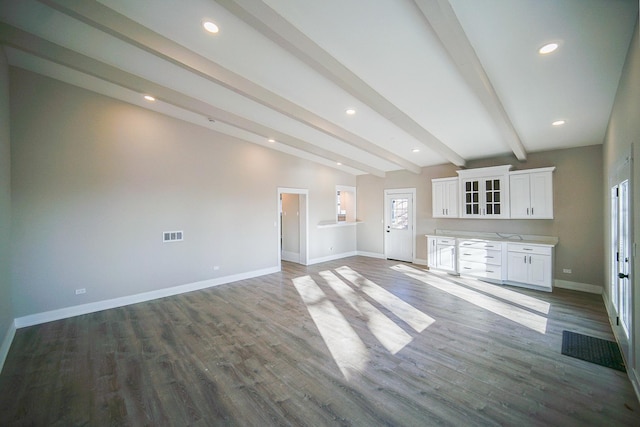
[0,50,14,356]
[357,145,604,289]
[603,16,640,389]
[10,68,356,318]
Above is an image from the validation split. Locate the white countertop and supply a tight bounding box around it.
[425,229,558,246]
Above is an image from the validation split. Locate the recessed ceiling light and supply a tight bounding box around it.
[203,20,219,34]
[143,95,155,101]
[267,138,275,143]
[336,162,342,166]
[552,120,566,126]
[539,43,558,55]
[345,108,356,115]
[412,148,420,153]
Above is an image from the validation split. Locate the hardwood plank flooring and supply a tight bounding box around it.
[0,257,638,426]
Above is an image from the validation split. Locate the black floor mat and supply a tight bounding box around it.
[561,330,626,372]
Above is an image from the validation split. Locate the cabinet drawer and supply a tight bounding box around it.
[459,261,502,280]
[437,237,456,245]
[459,248,502,265]
[507,244,552,255]
[458,239,502,250]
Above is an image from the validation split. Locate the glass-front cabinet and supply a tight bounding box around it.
[457,165,511,219]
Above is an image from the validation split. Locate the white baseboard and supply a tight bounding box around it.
[601,291,640,403]
[14,266,280,329]
[356,251,385,259]
[355,251,424,265]
[281,250,300,263]
[630,368,640,407]
[0,320,16,374]
[308,251,357,265]
[554,279,603,294]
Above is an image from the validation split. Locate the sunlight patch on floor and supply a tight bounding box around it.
[433,270,550,315]
[335,266,435,333]
[320,270,413,354]
[292,275,369,380]
[392,265,548,334]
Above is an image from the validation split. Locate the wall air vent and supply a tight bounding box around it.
[163,231,184,242]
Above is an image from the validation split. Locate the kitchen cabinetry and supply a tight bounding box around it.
[427,236,457,273]
[426,232,556,291]
[432,177,458,218]
[506,243,553,290]
[509,168,555,219]
[458,239,505,281]
[457,165,511,219]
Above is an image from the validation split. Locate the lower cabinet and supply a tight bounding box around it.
[426,235,555,291]
[427,236,457,273]
[506,244,553,290]
[458,239,505,281]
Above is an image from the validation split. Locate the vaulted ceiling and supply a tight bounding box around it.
[1,0,637,176]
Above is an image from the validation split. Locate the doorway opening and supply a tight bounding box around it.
[384,188,416,263]
[278,188,308,266]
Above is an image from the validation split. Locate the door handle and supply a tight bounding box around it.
[618,272,629,279]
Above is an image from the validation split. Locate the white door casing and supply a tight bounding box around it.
[384,189,416,263]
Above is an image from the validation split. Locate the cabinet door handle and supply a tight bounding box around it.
[524,255,527,263]
[526,208,529,215]
[531,207,534,215]
[529,256,532,264]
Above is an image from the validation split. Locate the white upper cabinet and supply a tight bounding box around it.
[509,167,555,219]
[457,165,512,219]
[432,177,458,218]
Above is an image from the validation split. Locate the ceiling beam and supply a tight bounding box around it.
[37,0,420,174]
[216,0,466,168]
[0,23,386,177]
[412,0,527,161]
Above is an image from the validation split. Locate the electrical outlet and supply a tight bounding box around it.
[75,288,86,295]
[562,269,572,274]
[213,265,220,271]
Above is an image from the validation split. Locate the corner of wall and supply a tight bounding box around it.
[0,321,16,374]
[0,47,15,375]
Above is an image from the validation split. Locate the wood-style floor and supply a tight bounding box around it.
[0,257,638,426]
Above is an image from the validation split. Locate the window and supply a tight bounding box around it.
[390,198,409,229]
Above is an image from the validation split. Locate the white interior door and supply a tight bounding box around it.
[384,189,415,262]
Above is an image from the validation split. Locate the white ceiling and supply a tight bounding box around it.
[0,0,637,176]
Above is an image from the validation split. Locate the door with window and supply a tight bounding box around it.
[610,157,633,363]
[384,189,415,262]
